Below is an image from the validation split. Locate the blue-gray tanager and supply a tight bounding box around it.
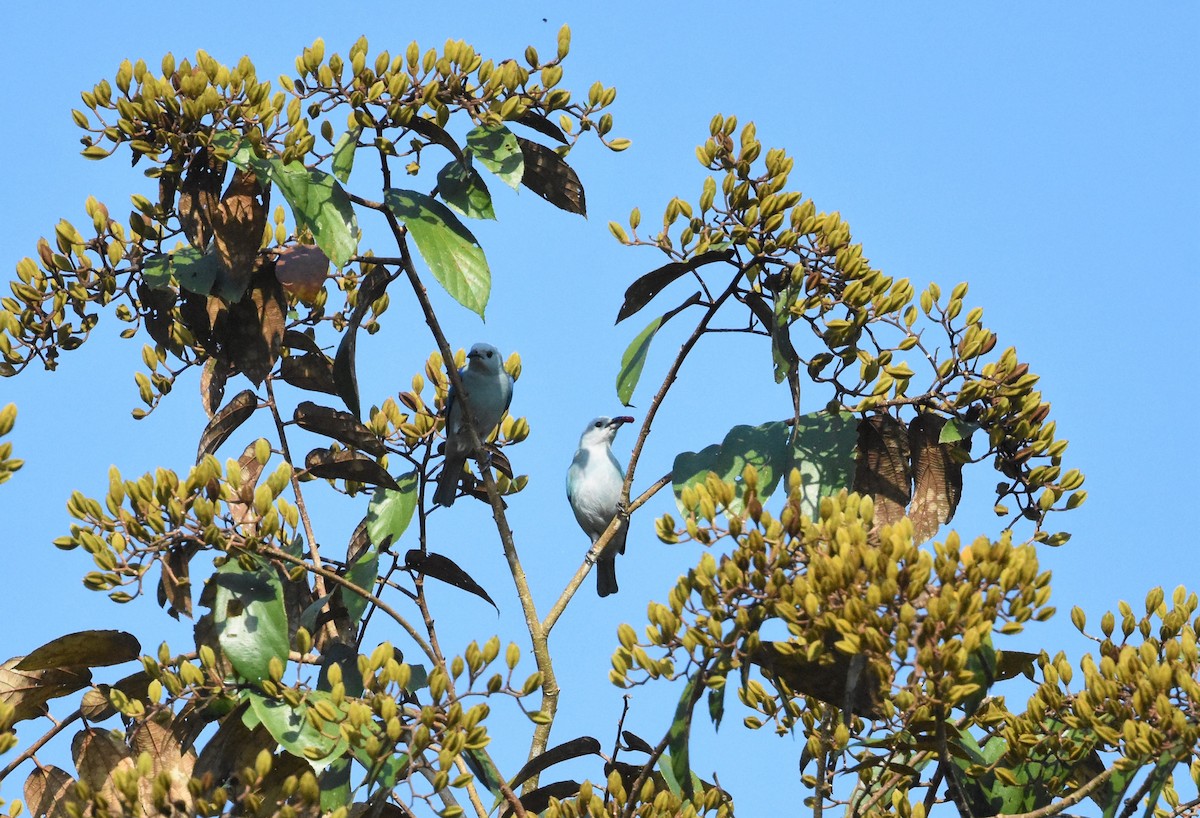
[566,415,634,597]
[433,343,514,507]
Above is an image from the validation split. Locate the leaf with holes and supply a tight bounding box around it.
[437,160,496,220]
[516,137,585,215]
[466,124,524,189]
[385,189,490,318]
[788,411,859,520]
[673,420,791,516]
[331,128,360,183]
[908,413,964,544]
[852,414,912,528]
[207,560,289,684]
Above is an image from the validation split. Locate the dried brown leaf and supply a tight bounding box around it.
[17,631,140,671]
[211,168,267,299]
[908,413,964,545]
[304,447,399,490]
[177,148,227,250]
[23,766,75,818]
[516,137,585,216]
[71,728,134,802]
[196,389,258,462]
[852,414,912,528]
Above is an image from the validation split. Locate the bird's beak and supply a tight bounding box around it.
[466,350,481,360]
[610,416,635,427]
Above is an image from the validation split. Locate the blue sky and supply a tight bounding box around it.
[1,2,1196,813]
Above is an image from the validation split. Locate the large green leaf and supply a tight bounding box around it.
[616,315,661,407]
[662,677,698,800]
[673,421,791,516]
[263,161,359,268]
[437,160,496,220]
[466,124,524,189]
[210,560,289,685]
[214,132,359,268]
[788,411,858,519]
[331,128,360,184]
[366,473,418,550]
[384,189,490,318]
[142,246,221,296]
[246,689,346,772]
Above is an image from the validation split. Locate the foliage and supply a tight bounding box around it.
[0,28,1197,818]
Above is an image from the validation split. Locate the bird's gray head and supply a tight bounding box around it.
[465,343,503,373]
[578,415,634,447]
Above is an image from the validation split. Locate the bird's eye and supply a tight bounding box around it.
[594,421,602,428]
[486,351,493,358]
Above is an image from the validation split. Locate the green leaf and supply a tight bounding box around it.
[437,160,496,220]
[352,740,411,789]
[246,689,347,772]
[788,410,859,519]
[673,421,791,516]
[142,247,221,295]
[210,560,289,685]
[331,128,360,184]
[262,161,359,267]
[616,315,661,406]
[466,124,523,189]
[343,550,378,629]
[319,757,351,811]
[939,417,980,444]
[662,677,697,800]
[384,189,490,317]
[366,473,418,550]
[463,748,504,798]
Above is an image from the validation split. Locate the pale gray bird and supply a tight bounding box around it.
[566,415,635,597]
[433,343,514,507]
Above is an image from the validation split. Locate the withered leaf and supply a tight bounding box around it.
[226,440,268,528]
[72,728,134,800]
[504,781,582,818]
[509,737,602,792]
[211,168,268,300]
[23,766,75,818]
[305,447,399,490]
[196,389,258,462]
[406,115,467,165]
[199,357,229,419]
[852,414,912,529]
[282,328,325,357]
[749,641,883,719]
[617,249,735,324]
[404,550,497,611]
[223,260,286,386]
[17,630,141,671]
[274,244,329,305]
[158,540,200,619]
[193,701,275,784]
[516,137,585,216]
[178,147,227,250]
[130,712,197,813]
[137,281,178,350]
[0,658,91,722]
[514,110,569,145]
[280,352,339,395]
[331,266,389,420]
[908,413,964,545]
[294,401,386,456]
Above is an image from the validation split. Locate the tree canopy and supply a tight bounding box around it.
[0,26,1197,818]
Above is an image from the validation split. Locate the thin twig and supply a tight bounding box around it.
[0,709,81,783]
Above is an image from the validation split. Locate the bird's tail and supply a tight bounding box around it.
[434,454,466,507]
[596,556,619,597]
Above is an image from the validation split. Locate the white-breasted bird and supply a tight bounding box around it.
[433,343,514,507]
[566,415,635,597]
